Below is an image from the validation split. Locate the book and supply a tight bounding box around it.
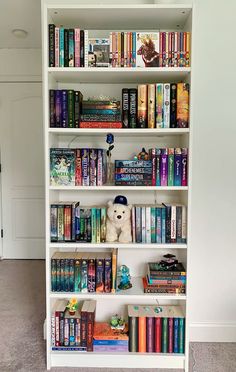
[163,83,170,128]
[136,32,160,67]
[156,83,163,128]
[93,322,129,341]
[170,83,177,128]
[177,83,189,128]
[137,85,147,128]
[48,24,55,67]
[87,300,96,351]
[147,84,155,128]
[50,148,75,186]
[129,88,137,128]
[80,122,122,128]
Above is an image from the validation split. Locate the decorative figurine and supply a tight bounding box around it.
[117,264,132,290]
[137,147,149,160]
[66,298,79,315]
[110,314,126,330]
[157,254,179,271]
[106,195,132,243]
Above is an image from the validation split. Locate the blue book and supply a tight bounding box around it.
[55,90,62,127]
[59,28,64,67]
[161,207,166,243]
[61,90,68,128]
[69,318,76,346]
[174,148,182,186]
[82,109,120,115]
[93,340,128,346]
[75,205,80,241]
[173,318,179,353]
[156,207,162,243]
[52,346,86,351]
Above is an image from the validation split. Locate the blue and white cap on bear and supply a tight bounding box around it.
[114,195,128,206]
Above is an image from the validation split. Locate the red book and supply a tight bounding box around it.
[155,317,162,352]
[80,122,122,128]
[75,149,82,186]
[168,318,174,353]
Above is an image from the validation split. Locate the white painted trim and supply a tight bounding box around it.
[189,322,236,342]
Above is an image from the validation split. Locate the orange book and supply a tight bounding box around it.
[138,316,146,352]
[111,248,118,293]
[93,322,129,340]
[186,32,191,67]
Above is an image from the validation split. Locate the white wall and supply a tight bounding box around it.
[189,0,236,341]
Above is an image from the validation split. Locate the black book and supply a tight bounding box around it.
[80,30,84,67]
[48,24,55,67]
[122,88,129,128]
[49,89,55,127]
[129,88,137,128]
[64,29,69,67]
[170,83,177,128]
[74,91,83,128]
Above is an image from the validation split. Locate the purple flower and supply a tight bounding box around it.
[106,133,114,145]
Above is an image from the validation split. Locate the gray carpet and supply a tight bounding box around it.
[0,260,235,372]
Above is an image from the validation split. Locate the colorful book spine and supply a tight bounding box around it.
[146,317,155,352]
[122,88,129,128]
[81,148,89,186]
[74,257,81,292]
[67,90,74,128]
[156,207,162,244]
[49,90,55,127]
[170,83,177,128]
[96,208,101,243]
[81,258,88,293]
[148,84,155,129]
[135,206,142,243]
[68,29,74,67]
[156,148,161,186]
[80,30,84,67]
[100,207,107,243]
[132,31,136,67]
[111,248,117,293]
[96,257,104,292]
[151,207,156,243]
[89,149,97,186]
[168,148,174,186]
[129,88,137,128]
[59,27,64,67]
[173,318,179,353]
[74,91,83,128]
[84,30,89,67]
[64,318,69,346]
[168,318,174,353]
[61,90,68,128]
[161,207,166,243]
[181,148,188,186]
[137,85,147,128]
[57,205,64,241]
[138,316,146,352]
[174,148,182,186]
[186,32,191,67]
[64,29,69,67]
[50,204,58,242]
[88,258,96,293]
[128,316,138,352]
[179,318,185,353]
[163,83,170,128]
[176,206,182,244]
[182,205,187,243]
[161,317,168,353]
[177,83,189,128]
[55,27,60,67]
[48,24,55,67]
[156,83,163,128]
[55,90,62,127]
[160,148,168,186]
[155,317,162,353]
[74,28,80,67]
[104,255,112,293]
[141,207,146,243]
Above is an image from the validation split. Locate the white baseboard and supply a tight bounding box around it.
[189,322,236,342]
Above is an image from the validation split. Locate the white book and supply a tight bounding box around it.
[145,206,151,243]
[182,205,187,243]
[171,205,176,241]
[141,207,146,243]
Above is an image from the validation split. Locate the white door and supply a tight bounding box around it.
[0,83,45,259]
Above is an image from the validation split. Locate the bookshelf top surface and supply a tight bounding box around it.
[48,67,191,84]
[46,3,192,30]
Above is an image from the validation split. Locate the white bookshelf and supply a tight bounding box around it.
[42,0,192,370]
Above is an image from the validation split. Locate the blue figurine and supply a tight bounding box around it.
[117,265,132,290]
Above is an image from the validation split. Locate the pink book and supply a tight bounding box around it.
[181,148,188,186]
[168,317,174,353]
[74,28,80,67]
[55,27,60,67]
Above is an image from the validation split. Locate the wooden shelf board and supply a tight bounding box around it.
[48,67,191,84]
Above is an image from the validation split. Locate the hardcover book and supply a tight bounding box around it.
[136,32,160,67]
[50,149,75,186]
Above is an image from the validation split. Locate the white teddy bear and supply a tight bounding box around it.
[106,195,132,243]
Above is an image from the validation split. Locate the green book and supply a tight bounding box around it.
[179,318,185,353]
[100,207,107,243]
[168,148,174,186]
[68,90,75,128]
[91,208,97,243]
[151,207,156,243]
[161,317,168,353]
[74,255,81,292]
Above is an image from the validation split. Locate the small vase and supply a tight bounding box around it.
[107,156,114,185]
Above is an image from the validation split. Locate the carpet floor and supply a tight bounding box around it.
[0,260,235,372]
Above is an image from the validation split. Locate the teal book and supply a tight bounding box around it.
[168,148,174,186]
[68,29,74,67]
[74,256,81,292]
[64,258,70,292]
[59,27,64,67]
[156,207,162,243]
[161,317,168,353]
[161,207,166,243]
[179,318,185,353]
[51,255,57,291]
[91,208,97,243]
[69,258,75,292]
[173,318,179,353]
[100,207,107,242]
[60,258,65,291]
[151,207,156,243]
[96,208,101,243]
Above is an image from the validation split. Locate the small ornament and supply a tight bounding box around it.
[137,147,149,160]
[133,155,138,161]
[110,314,125,330]
[117,264,132,290]
[66,298,79,315]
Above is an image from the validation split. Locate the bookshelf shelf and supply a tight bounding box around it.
[50,277,187,301]
[48,67,191,84]
[51,351,185,369]
[43,0,192,370]
[48,128,190,137]
[49,242,187,249]
[49,185,188,191]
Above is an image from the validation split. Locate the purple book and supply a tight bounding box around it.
[96,257,104,293]
[181,148,188,186]
[55,90,62,127]
[146,317,155,352]
[156,148,161,186]
[160,148,168,186]
[174,148,182,186]
[81,148,89,186]
[104,256,111,293]
[93,345,129,352]
[61,90,68,128]
[97,149,103,186]
[49,90,55,127]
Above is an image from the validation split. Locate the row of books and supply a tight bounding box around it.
[50,204,107,243]
[51,299,96,351]
[93,322,128,352]
[128,305,185,353]
[131,204,187,244]
[50,202,187,244]
[115,148,188,187]
[49,91,122,128]
[50,148,107,187]
[51,250,118,293]
[122,83,189,129]
[48,26,191,69]
[143,260,186,294]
